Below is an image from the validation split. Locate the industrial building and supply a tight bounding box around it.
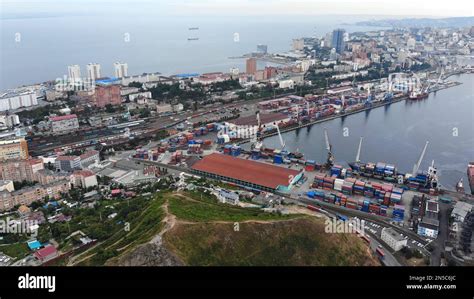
[191,153,303,192]
[229,112,290,128]
[451,201,473,222]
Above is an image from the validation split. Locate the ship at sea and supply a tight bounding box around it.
[187,37,199,41]
[468,162,474,195]
[188,27,199,30]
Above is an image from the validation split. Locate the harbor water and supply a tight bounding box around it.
[263,73,474,192]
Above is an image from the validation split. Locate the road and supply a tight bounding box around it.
[430,200,452,266]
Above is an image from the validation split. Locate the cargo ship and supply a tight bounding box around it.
[188,27,199,30]
[348,161,400,182]
[187,37,199,41]
[456,178,465,194]
[468,162,474,195]
[408,90,429,100]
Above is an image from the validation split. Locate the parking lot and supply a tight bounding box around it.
[0,252,13,266]
[361,220,431,251]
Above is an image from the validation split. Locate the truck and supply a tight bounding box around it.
[336,214,348,221]
[375,247,385,259]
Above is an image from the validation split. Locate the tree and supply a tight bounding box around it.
[105,104,116,113]
[128,81,143,89]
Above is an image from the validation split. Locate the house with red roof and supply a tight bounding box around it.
[33,245,59,263]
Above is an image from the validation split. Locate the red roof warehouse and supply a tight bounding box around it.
[191,153,302,192]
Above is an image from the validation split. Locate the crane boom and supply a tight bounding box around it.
[355,137,363,163]
[324,129,334,168]
[275,124,285,150]
[412,141,429,175]
[324,129,331,152]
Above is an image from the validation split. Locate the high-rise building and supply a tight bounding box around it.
[68,65,81,82]
[114,62,128,78]
[87,63,102,81]
[246,58,257,75]
[257,44,268,54]
[332,29,346,54]
[292,39,304,51]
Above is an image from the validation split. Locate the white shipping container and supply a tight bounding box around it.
[334,179,344,191]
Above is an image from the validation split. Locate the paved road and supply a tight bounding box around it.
[430,201,452,266]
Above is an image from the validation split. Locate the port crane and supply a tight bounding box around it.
[355,137,364,164]
[384,80,393,102]
[406,141,438,189]
[324,129,335,168]
[364,87,373,107]
[251,111,286,152]
[274,123,286,150]
[411,141,429,177]
[251,111,263,151]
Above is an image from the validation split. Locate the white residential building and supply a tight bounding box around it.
[114,62,128,78]
[278,80,294,89]
[87,63,102,81]
[128,91,152,102]
[68,65,82,82]
[381,227,407,251]
[0,90,38,112]
[0,114,20,127]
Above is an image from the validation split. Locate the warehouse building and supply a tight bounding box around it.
[191,153,303,192]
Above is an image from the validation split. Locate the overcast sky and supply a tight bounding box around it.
[1,0,473,17]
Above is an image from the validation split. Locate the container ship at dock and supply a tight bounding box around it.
[468,162,474,195]
[348,139,438,193]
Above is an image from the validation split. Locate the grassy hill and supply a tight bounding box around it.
[76,191,379,266]
[162,192,379,266]
[164,218,378,266]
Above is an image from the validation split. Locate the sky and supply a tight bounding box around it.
[1,0,473,18]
